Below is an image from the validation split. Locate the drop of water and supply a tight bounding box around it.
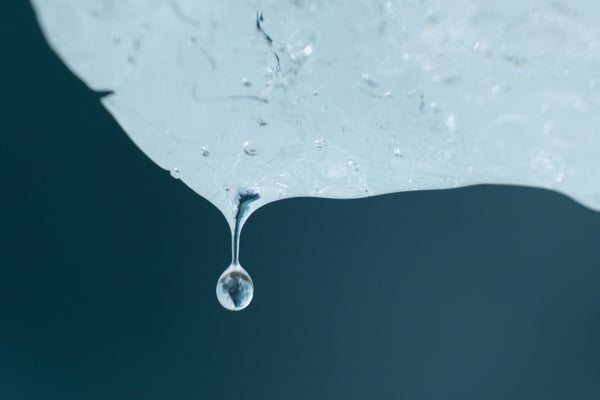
[216,263,254,311]
[393,147,403,158]
[170,167,180,178]
[445,114,456,132]
[216,190,260,311]
[201,146,210,157]
[243,141,258,156]
[348,159,360,171]
[315,138,326,148]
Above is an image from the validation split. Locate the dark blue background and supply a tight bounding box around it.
[1,3,599,399]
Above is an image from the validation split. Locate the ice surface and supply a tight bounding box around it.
[31,0,600,226]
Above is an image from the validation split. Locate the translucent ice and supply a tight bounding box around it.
[31,0,600,225]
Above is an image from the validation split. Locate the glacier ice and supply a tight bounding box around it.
[30,0,600,229]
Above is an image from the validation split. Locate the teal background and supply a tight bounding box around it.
[1,3,599,399]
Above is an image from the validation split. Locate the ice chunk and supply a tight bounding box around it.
[31,0,600,227]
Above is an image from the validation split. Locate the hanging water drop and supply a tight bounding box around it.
[216,190,260,311]
[170,167,180,178]
[216,263,254,311]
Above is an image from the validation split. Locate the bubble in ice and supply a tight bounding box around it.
[31,0,600,309]
[216,263,254,311]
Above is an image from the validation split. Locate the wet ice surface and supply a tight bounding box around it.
[31,0,600,223]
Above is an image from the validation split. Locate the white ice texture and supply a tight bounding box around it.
[32,0,600,225]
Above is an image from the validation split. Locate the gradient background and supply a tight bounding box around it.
[1,3,600,399]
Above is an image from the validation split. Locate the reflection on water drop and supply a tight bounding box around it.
[315,138,326,148]
[216,263,254,311]
[201,146,210,157]
[393,147,403,158]
[243,141,258,156]
[348,159,360,171]
[170,167,180,178]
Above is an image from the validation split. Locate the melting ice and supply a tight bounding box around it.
[31,0,600,309]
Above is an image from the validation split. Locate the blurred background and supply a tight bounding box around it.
[1,3,599,399]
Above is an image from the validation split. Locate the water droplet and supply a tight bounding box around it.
[556,166,566,183]
[312,89,319,96]
[201,146,210,157]
[111,31,120,44]
[216,263,254,311]
[224,185,231,192]
[445,114,456,132]
[393,148,403,158]
[302,45,313,56]
[243,141,258,156]
[170,167,180,179]
[241,77,252,87]
[315,138,327,148]
[348,159,360,171]
[257,118,267,126]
